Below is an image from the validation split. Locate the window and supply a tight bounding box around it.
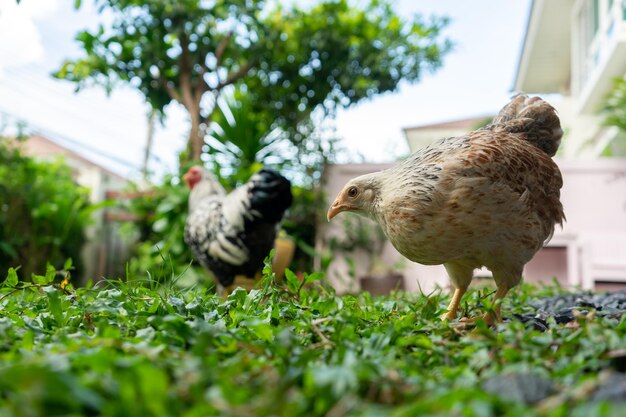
[592,0,600,38]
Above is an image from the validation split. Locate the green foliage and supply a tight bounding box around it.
[0,138,94,280]
[124,86,334,278]
[203,89,332,272]
[57,0,270,114]
[281,184,328,272]
[56,0,451,160]
[602,77,626,156]
[248,0,451,146]
[604,77,626,132]
[328,213,387,254]
[0,271,625,416]
[205,88,287,187]
[601,78,626,157]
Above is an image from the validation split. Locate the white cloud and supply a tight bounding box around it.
[0,0,60,73]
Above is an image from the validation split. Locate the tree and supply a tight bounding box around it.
[204,87,284,186]
[605,77,626,132]
[0,138,93,280]
[56,0,451,163]
[602,77,626,156]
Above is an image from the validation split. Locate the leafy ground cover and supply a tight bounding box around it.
[1,262,625,417]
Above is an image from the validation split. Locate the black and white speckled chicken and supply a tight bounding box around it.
[183,166,293,292]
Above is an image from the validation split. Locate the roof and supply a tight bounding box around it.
[513,0,573,94]
[402,116,492,133]
[18,134,129,183]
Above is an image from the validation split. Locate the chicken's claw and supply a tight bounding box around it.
[452,312,500,329]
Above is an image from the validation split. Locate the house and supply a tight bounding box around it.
[406,0,626,157]
[18,134,132,282]
[514,0,626,289]
[403,116,492,152]
[19,134,129,201]
[514,0,626,156]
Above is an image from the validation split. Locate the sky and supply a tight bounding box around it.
[0,0,532,180]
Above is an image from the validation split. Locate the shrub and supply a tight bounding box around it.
[602,77,626,156]
[1,272,625,416]
[0,138,93,280]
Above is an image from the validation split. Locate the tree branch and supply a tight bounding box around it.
[179,31,196,112]
[200,32,233,102]
[194,60,209,105]
[215,61,254,91]
[162,79,182,103]
[215,33,232,68]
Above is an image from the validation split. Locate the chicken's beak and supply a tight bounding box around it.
[327,197,350,221]
[182,171,190,185]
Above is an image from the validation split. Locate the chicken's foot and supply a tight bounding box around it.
[454,285,511,328]
[441,287,468,321]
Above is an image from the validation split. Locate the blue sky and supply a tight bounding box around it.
[0,0,532,180]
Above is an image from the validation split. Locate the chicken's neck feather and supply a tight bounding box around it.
[189,176,226,213]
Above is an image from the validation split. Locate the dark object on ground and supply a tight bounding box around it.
[592,372,626,403]
[482,373,555,404]
[511,292,626,329]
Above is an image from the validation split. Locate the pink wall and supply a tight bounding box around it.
[320,159,626,293]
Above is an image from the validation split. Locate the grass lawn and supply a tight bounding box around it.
[0,264,625,417]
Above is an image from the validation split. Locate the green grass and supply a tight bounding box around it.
[0,263,625,417]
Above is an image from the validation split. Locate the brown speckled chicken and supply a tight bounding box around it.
[327,95,565,325]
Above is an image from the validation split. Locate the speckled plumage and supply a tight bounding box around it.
[184,168,292,289]
[328,95,565,324]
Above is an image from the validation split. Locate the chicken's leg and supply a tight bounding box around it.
[480,284,511,325]
[441,287,467,321]
[442,262,473,321]
[458,284,512,326]
[479,267,522,325]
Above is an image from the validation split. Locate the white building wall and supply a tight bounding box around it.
[515,0,626,157]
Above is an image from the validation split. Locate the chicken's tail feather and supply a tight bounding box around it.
[491,94,563,157]
[247,169,293,223]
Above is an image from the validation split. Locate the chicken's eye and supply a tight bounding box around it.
[347,186,359,198]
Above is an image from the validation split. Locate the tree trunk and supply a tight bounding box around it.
[142,110,156,181]
[188,104,204,163]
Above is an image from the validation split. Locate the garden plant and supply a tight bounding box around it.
[1,258,625,416]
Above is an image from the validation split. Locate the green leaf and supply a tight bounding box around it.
[32,274,47,285]
[21,330,34,350]
[304,271,323,284]
[152,218,169,233]
[5,267,19,287]
[245,320,274,342]
[63,258,73,271]
[46,289,65,326]
[45,263,56,284]
[136,364,168,415]
[285,268,299,293]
